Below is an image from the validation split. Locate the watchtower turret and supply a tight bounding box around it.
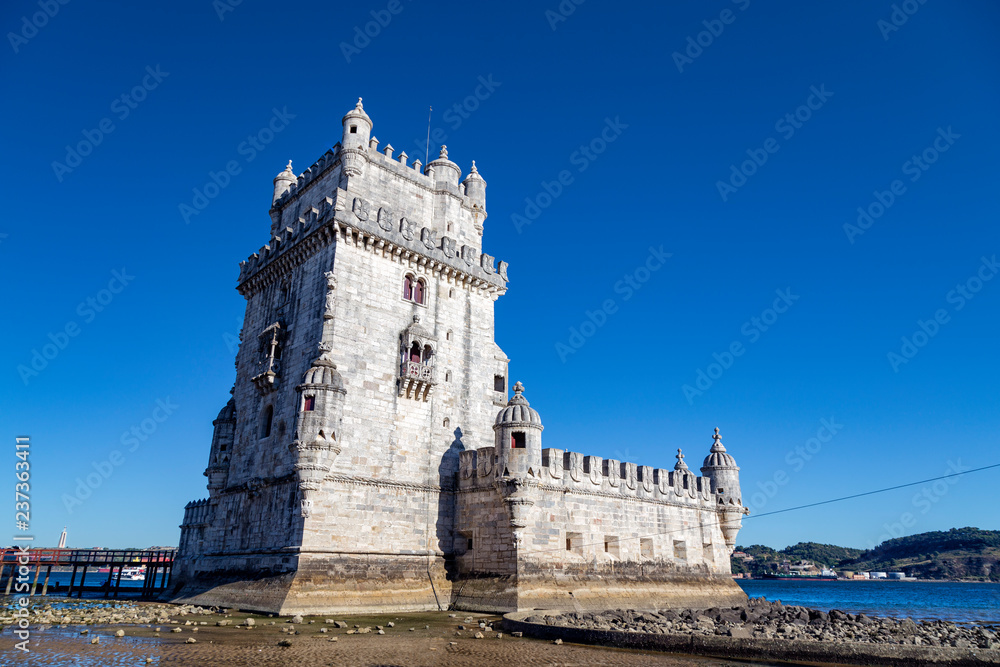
[700,427,747,550]
[493,381,543,479]
[341,97,372,177]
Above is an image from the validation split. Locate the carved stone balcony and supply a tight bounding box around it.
[398,361,435,401]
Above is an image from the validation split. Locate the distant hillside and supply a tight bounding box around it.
[733,528,1000,581]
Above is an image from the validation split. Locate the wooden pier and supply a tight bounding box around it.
[0,548,175,599]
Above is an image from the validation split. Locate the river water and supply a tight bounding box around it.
[736,579,1000,625]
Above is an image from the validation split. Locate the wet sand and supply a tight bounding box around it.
[1,606,773,666]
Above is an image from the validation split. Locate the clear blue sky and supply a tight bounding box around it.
[2,0,998,551]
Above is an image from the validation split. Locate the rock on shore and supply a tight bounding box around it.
[533,598,999,649]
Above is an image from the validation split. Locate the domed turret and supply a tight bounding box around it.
[462,161,486,205]
[426,145,461,188]
[272,160,296,205]
[341,98,372,178]
[294,344,347,517]
[493,381,544,479]
[700,427,746,551]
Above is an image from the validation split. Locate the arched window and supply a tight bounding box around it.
[414,279,425,305]
[409,342,422,363]
[403,275,413,300]
[261,405,273,438]
[303,396,315,412]
[422,344,433,365]
[443,418,450,428]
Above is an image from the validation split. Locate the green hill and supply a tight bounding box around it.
[733,527,1000,581]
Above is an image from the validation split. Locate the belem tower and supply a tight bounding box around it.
[174,99,750,614]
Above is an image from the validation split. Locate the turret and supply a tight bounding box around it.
[340,97,372,178]
[426,145,461,188]
[205,397,236,496]
[493,381,543,479]
[700,427,746,550]
[462,161,487,235]
[272,160,296,205]
[293,344,346,518]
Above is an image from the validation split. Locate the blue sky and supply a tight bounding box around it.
[2,0,998,550]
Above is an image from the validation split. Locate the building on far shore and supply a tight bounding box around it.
[172,99,750,614]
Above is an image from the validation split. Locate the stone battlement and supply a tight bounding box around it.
[459,446,717,507]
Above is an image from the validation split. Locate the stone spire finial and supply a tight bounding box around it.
[470,160,478,173]
[674,448,689,472]
[285,160,293,172]
[513,381,524,395]
[439,145,448,159]
[356,97,363,108]
[711,427,727,452]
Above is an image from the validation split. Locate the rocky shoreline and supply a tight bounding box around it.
[528,598,999,649]
[0,600,213,627]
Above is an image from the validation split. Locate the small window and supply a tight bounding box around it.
[414,279,426,305]
[445,371,451,382]
[511,432,526,449]
[261,405,273,438]
[673,540,687,561]
[350,125,357,134]
[566,532,583,555]
[449,289,454,298]
[604,537,620,558]
[443,418,450,428]
[494,375,505,393]
[447,222,453,232]
[467,537,473,550]
[303,396,315,412]
[717,487,724,493]
[446,330,452,341]
[403,275,413,300]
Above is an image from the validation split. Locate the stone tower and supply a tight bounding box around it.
[175,98,510,613]
[176,98,748,614]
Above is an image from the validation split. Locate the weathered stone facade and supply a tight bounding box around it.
[174,99,749,614]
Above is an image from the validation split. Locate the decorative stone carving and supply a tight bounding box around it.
[441,236,456,258]
[323,271,336,320]
[421,227,437,250]
[480,253,495,275]
[604,458,620,487]
[377,207,394,231]
[352,197,370,221]
[400,217,415,241]
[461,244,475,266]
[498,260,509,281]
[586,455,603,486]
[624,462,637,490]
